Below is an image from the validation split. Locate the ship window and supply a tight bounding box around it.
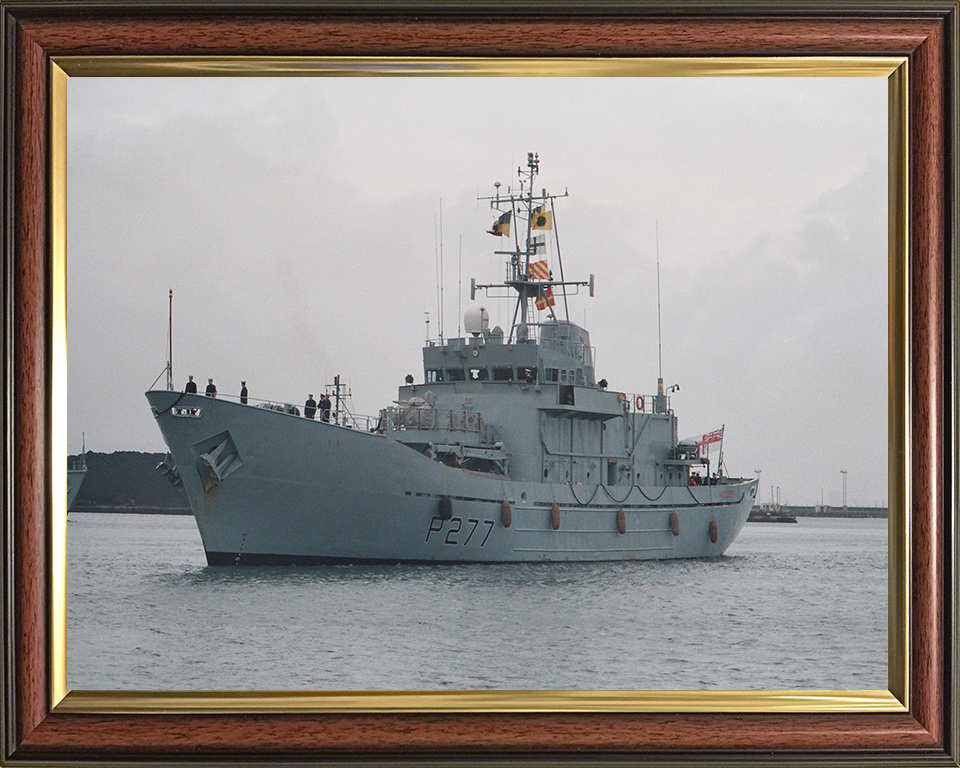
[517,367,537,383]
[545,368,559,383]
[426,369,444,383]
[468,368,488,381]
[559,385,575,406]
[492,366,513,381]
[445,367,466,381]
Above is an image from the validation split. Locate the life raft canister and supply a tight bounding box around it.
[708,519,718,543]
[635,395,644,411]
[669,511,680,536]
[551,502,561,531]
[501,499,512,528]
[438,495,453,521]
[616,507,626,535]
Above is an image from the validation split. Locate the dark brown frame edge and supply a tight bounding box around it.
[1,2,957,766]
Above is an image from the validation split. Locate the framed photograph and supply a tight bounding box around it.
[2,3,956,765]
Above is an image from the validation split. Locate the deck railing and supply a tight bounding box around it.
[390,406,482,433]
[178,390,384,431]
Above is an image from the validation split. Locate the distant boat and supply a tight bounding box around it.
[146,153,757,565]
[748,506,798,524]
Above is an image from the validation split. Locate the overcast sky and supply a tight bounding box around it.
[67,76,887,508]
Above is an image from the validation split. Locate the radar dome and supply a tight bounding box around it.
[463,305,490,337]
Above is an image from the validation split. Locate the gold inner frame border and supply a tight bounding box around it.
[48,55,909,715]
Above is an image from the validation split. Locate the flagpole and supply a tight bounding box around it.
[717,424,725,478]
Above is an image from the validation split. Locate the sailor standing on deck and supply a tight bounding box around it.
[304,394,317,419]
[184,375,197,394]
[319,393,331,422]
[205,378,217,398]
[240,381,248,404]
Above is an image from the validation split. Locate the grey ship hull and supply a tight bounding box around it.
[147,390,755,565]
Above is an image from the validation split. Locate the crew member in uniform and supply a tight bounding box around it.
[304,394,317,419]
[319,393,331,422]
[184,375,197,393]
[205,378,217,398]
[240,381,248,404]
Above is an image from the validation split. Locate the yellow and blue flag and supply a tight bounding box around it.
[487,211,511,237]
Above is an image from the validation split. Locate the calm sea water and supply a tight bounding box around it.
[67,513,886,691]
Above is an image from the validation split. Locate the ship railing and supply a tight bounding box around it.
[203,392,383,431]
[615,392,671,414]
[384,406,482,433]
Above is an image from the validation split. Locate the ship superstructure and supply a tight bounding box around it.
[146,153,756,564]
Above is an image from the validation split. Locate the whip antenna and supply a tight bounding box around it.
[439,199,445,341]
[656,221,662,380]
[457,235,463,339]
[655,221,665,413]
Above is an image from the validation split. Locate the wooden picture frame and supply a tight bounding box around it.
[2,3,957,764]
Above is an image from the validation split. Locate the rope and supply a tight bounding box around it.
[568,482,599,506]
[151,391,188,417]
[635,485,667,502]
[601,484,633,504]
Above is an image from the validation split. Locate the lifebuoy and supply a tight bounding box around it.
[635,395,644,411]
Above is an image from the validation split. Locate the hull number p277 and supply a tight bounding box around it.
[426,517,495,547]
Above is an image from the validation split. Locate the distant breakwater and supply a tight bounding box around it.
[68,451,190,515]
[753,505,888,519]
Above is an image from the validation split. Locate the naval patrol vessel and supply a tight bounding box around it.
[146,153,757,565]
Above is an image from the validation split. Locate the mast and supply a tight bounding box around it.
[474,152,589,342]
[166,289,173,391]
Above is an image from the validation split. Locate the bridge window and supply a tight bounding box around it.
[426,369,443,383]
[492,366,513,381]
[445,368,466,382]
[468,368,488,381]
[559,385,575,405]
[545,368,559,383]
